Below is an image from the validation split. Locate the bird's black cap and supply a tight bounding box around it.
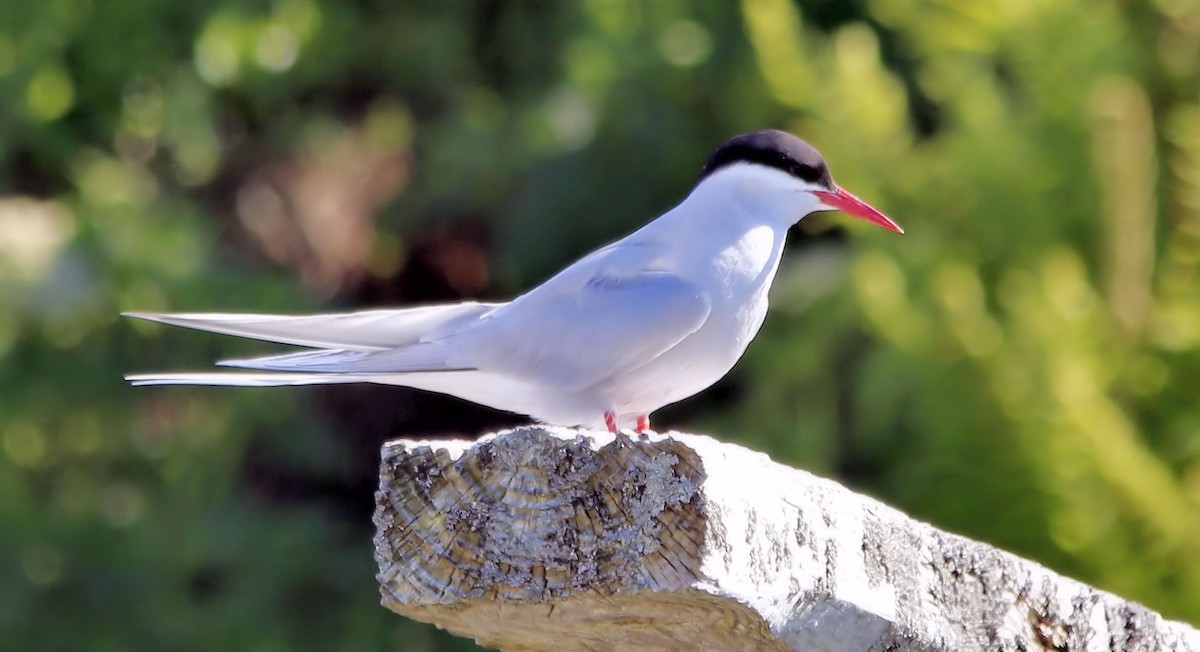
[698,130,834,189]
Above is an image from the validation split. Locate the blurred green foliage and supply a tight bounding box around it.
[2,0,1200,648]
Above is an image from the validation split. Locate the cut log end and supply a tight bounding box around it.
[374,429,705,602]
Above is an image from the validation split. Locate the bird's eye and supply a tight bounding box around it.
[791,163,821,184]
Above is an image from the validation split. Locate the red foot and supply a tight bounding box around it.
[635,415,650,433]
[604,411,618,433]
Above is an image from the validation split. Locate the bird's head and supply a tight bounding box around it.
[694,130,904,234]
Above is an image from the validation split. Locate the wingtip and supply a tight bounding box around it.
[124,373,156,386]
[123,371,234,386]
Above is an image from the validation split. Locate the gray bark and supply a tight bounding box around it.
[373,426,1200,651]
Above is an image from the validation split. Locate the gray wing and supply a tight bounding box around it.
[447,270,712,392]
[208,270,710,387]
[124,303,500,351]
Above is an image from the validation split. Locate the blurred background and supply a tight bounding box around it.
[2,0,1200,649]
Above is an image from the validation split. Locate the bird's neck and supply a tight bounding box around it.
[685,167,806,231]
[643,185,789,288]
[654,180,793,243]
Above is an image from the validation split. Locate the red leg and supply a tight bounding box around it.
[604,411,618,433]
[635,415,650,433]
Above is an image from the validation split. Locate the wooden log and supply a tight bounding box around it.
[373,426,1200,651]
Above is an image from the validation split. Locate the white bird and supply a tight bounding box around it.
[126,130,903,433]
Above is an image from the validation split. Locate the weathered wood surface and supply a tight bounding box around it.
[373,426,1200,651]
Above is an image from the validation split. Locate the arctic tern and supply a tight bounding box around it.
[126,130,903,432]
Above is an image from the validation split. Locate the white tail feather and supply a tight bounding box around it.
[217,343,474,373]
[125,372,384,387]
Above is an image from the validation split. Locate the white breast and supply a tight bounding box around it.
[593,222,787,417]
